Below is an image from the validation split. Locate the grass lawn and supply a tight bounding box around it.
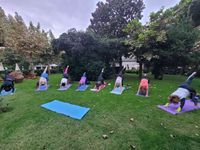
[0,73,200,150]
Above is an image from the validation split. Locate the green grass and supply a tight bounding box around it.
[0,74,200,150]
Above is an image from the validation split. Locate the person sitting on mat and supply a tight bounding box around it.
[78,72,87,88]
[60,66,69,87]
[136,74,149,97]
[165,72,199,112]
[0,74,15,94]
[94,68,106,90]
[113,68,125,92]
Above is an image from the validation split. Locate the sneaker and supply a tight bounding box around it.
[188,72,197,79]
[176,107,182,112]
[164,103,169,107]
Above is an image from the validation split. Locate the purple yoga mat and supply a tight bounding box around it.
[158,100,200,115]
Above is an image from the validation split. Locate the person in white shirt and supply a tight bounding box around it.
[59,65,70,87]
[60,74,68,87]
[113,67,125,92]
[165,72,199,112]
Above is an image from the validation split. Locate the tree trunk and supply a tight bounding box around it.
[119,57,122,68]
[48,64,51,75]
[139,62,143,79]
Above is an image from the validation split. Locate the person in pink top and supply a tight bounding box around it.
[137,74,149,97]
[78,72,87,88]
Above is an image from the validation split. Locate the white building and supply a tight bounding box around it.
[122,56,139,70]
[34,64,58,70]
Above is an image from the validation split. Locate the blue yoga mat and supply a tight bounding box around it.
[36,85,49,91]
[0,89,16,96]
[110,87,125,95]
[58,84,72,91]
[76,85,89,91]
[41,100,90,120]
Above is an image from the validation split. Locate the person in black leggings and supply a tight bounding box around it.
[165,72,199,112]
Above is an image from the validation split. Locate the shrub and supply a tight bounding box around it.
[0,98,8,113]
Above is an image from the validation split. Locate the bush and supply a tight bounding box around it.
[0,98,9,113]
[64,60,105,81]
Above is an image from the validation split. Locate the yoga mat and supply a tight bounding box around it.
[58,84,72,91]
[157,100,200,115]
[136,93,149,97]
[36,85,50,91]
[91,84,107,93]
[41,100,90,120]
[0,89,16,96]
[110,87,125,95]
[76,85,89,91]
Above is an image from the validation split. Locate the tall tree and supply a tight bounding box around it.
[189,0,200,27]
[0,7,7,47]
[124,15,167,78]
[89,0,144,38]
[48,29,55,43]
[53,29,106,80]
[88,0,144,67]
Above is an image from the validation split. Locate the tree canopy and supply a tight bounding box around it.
[0,7,55,70]
[89,0,144,38]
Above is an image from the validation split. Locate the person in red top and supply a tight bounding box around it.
[137,74,149,97]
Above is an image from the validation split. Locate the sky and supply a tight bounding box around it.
[0,0,181,37]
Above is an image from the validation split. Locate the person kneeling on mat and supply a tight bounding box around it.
[0,74,15,94]
[137,74,149,97]
[165,72,199,112]
[94,68,106,90]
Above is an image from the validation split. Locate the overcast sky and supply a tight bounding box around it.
[0,0,180,37]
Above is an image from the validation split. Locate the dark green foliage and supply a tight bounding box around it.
[88,0,144,67]
[1,48,30,71]
[189,0,200,27]
[53,29,112,81]
[165,20,200,67]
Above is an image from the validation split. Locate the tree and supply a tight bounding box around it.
[52,29,121,80]
[189,0,200,27]
[124,17,167,78]
[0,7,7,47]
[0,7,54,71]
[2,48,30,70]
[88,0,144,67]
[89,0,144,38]
[165,19,200,69]
[48,29,55,43]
